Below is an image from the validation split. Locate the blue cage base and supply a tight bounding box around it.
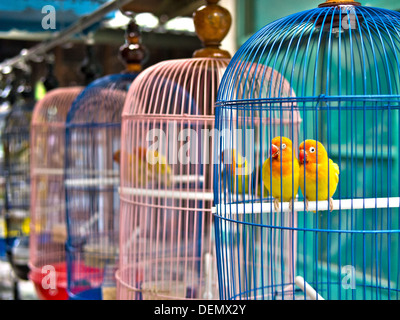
[68,287,102,300]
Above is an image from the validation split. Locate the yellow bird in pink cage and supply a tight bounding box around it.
[299,140,340,212]
[113,147,172,187]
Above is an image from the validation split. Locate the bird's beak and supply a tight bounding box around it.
[299,149,305,164]
[271,144,279,158]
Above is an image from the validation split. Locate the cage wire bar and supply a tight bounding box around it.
[116,0,232,300]
[213,1,400,300]
[64,18,146,300]
[29,87,83,300]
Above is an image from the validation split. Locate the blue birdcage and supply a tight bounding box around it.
[0,86,11,260]
[213,0,400,300]
[64,19,148,300]
[0,75,13,300]
[2,77,35,284]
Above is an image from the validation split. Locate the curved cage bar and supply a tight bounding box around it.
[0,106,10,261]
[2,94,35,281]
[65,73,137,300]
[117,58,229,300]
[29,87,83,300]
[214,4,400,300]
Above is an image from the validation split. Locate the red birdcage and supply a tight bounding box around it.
[116,0,232,300]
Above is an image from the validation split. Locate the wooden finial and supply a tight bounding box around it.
[315,0,363,29]
[119,19,149,73]
[192,0,232,59]
[318,0,361,7]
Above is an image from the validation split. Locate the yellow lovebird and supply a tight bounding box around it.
[113,147,172,187]
[221,149,250,195]
[262,136,300,212]
[222,149,268,197]
[299,140,340,212]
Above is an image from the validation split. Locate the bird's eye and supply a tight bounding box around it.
[309,147,315,153]
[281,143,286,149]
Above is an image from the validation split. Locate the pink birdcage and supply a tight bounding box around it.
[29,87,83,300]
[116,0,232,300]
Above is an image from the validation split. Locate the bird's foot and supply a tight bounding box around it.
[289,199,294,212]
[304,199,309,212]
[329,198,334,212]
[273,198,280,213]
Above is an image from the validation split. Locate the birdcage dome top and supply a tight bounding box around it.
[217,4,400,109]
[32,87,83,125]
[3,98,35,134]
[66,73,137,126]
[122,58,229,118]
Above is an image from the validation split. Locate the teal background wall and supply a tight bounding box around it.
[237,0,400,46]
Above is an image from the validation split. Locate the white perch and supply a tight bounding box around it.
[33,168,119,176]
[32,168,65,175]
[65,177,119,187]
[119,187,214,201]
[171,175,205,184]
[295,276,325,300]
[65,174,205,191]
[212,197,400,214]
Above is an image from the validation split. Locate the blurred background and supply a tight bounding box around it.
[0,0,398,89]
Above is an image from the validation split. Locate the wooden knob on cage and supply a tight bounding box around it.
[316,0,363,28]
[192,0,232,59]
[318,0,361,7]
[119,19,149,73]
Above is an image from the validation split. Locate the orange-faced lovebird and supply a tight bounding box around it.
[262,136,300,212]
